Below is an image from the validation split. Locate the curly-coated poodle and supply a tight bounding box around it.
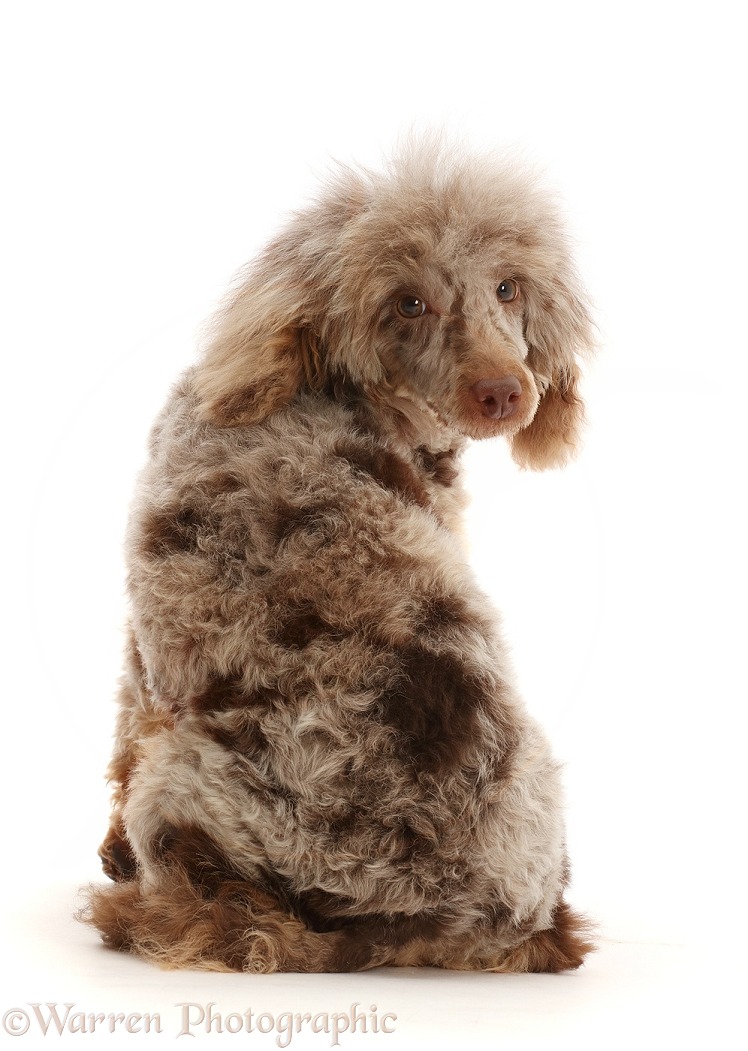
[85,141,595,973]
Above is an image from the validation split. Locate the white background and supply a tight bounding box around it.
[1,0,746,1047]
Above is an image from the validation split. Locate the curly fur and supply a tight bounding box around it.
[83,141,595,973]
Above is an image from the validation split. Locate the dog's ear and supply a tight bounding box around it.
[510,277,594,470]
[193,250,324,428]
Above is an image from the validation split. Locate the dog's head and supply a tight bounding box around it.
[194,143,594,469]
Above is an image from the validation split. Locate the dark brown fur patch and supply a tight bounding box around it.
[346,908,454,948]
[275,605,340,649]
[204,711,270,755]
[152,823,248,896]
[506,901,596,973]
[139,506,203,558]
[481,898,514,930]
[335,441,431,508]
[268,876,457,963]
[374,646,490,771]
[98,821,137,882]
[416,446,459,486]
[191,674,248,713]
[265,878,359,933]
[267,498,339,547]
[322,368,365,406]
[419,593,484,640]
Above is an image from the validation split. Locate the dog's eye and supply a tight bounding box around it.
[497,279,519,303]
[396,295,427,319]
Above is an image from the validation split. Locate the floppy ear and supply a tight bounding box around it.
[510,277,594,470]
[193,249,324,428]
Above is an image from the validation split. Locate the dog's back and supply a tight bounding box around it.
[85,143,594,973]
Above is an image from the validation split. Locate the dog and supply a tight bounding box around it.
[85,141,595,973]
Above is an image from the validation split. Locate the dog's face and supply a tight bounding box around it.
[333,223,543,442]
[195,147,594,469]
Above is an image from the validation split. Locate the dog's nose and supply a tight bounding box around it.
[470,377,522,419]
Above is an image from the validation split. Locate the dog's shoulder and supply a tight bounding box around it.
[140,372,462,528]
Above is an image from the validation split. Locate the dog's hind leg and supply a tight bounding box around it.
[88,819,394,973]
[397,900,596,973]
[82,871,393,973]
[481,901,596,973]
[98,630,172,882]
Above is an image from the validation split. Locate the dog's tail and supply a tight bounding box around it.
[80,870,375,974]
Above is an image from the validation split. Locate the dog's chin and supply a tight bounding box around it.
[454,415,523,442]
[449,401,539,443]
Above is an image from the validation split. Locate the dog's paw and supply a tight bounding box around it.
[98,823,137,882]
